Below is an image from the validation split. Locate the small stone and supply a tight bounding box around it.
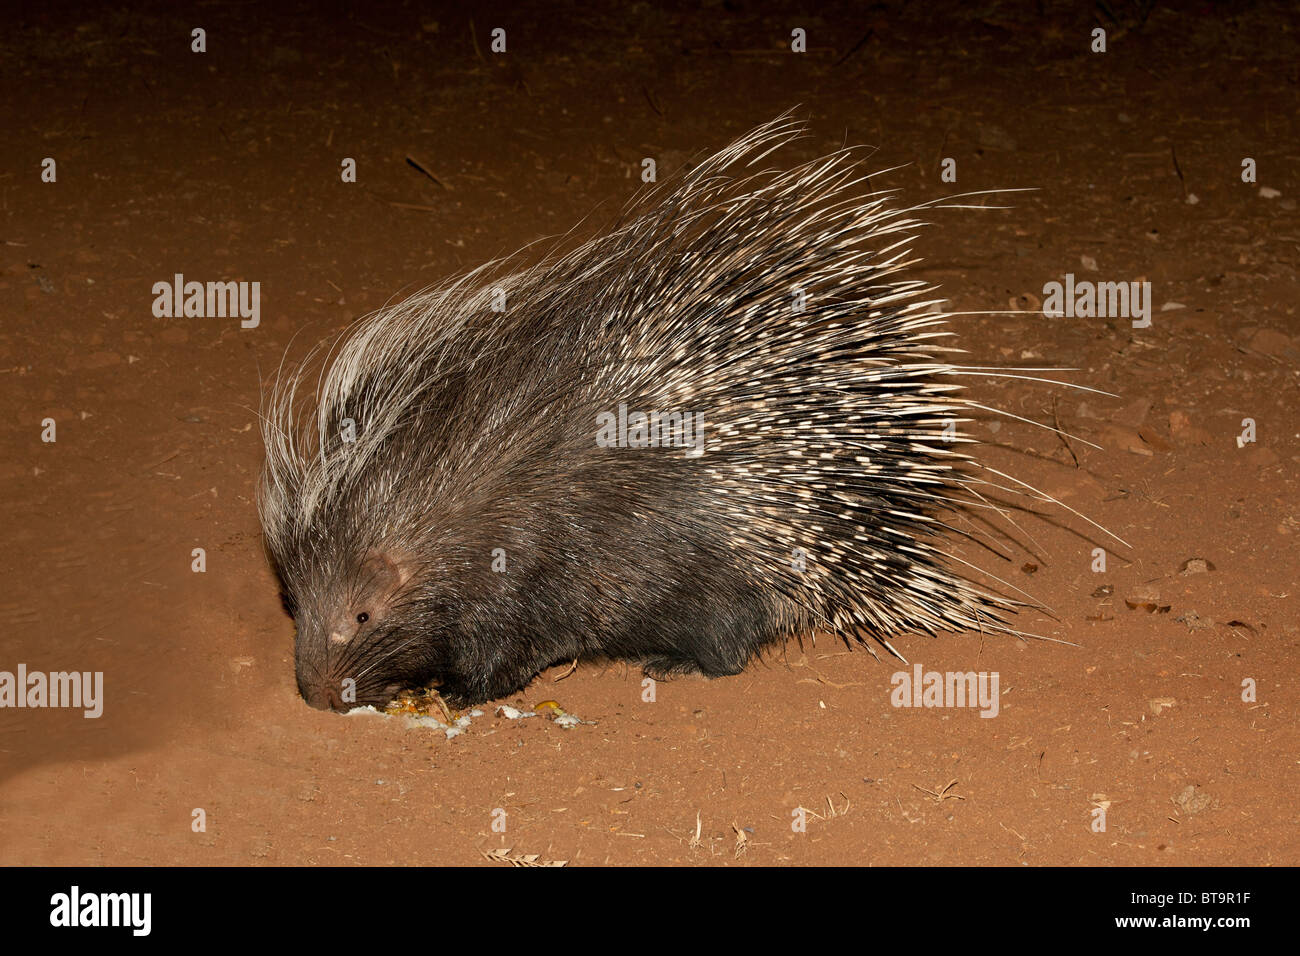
[1174,785,1212,815]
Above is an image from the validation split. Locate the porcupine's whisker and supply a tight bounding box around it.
[345,633,421,686]
[348,642,410,686]
[327,616,395,678]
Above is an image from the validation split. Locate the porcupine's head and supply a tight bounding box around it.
[256,430,432,712]
[274,542,419,712]
[256,277,508,712]
[257,261,610,712]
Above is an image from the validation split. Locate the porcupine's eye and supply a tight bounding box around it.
[356,612,370,624]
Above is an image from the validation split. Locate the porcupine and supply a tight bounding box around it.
[259,115,1106,712]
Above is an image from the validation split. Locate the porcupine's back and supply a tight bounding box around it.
[260,116,1036,708]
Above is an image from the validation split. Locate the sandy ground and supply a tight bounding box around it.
[1,0,1296,866]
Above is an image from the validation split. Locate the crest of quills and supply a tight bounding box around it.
[259,115,1115,712]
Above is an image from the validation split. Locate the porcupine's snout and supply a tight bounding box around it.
[293,622,351,711]
[293,620,412,712]
[298,676,344,712]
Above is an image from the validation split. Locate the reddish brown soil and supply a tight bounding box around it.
[2,1,1296,866]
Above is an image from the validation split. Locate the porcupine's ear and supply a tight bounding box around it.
[359,550,412,596]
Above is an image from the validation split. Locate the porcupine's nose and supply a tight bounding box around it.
[302,683,345,711]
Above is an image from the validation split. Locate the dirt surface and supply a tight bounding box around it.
[2,0,1296,866]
